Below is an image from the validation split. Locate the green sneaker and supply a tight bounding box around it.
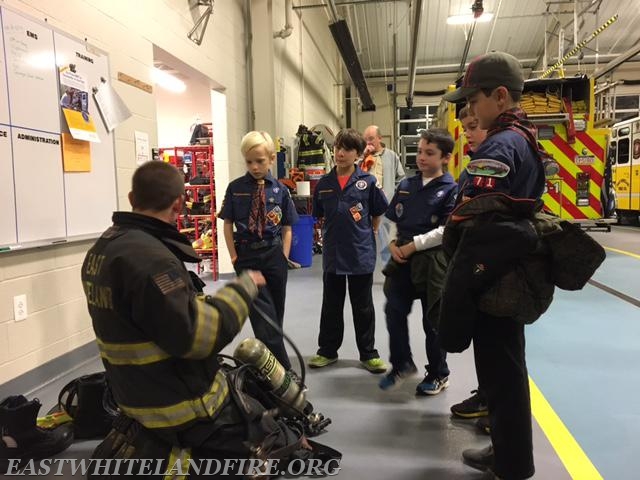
[361,357,387,374]
[308,355,338,368]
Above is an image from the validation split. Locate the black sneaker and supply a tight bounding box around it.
[476,416,491,435]
[462,444,494,472]
[450,389,488,418]
[416,374,450,396]
[378,362,418,391]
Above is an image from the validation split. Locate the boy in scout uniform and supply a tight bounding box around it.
[219,131,299,375]
[449,106,491,420]
[308,129,389,374]
[379,128,458,393]
[443,52,546,480]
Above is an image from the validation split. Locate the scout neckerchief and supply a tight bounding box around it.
[248,179,266,239]
[486,107,558,177]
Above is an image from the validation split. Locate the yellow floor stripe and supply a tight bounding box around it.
[529,377,603,480]
[603,246,640,260]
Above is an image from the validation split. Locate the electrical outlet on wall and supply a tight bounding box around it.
[13,294,27,321]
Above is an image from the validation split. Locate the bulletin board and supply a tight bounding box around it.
[0,6,118,250]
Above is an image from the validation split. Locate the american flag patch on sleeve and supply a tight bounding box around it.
[152,270,187,295]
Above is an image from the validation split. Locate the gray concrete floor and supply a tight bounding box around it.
[590,224,640,253]
[13,258,571,479]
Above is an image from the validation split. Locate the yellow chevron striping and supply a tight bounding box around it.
[544,142,601,218]
[555,132,606,170]
[541,191,562,216]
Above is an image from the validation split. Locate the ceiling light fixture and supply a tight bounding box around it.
[151,67,186,93]
[447,13,494,25]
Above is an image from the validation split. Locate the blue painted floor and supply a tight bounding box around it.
[591,250,640,300]
[526,227,640,479]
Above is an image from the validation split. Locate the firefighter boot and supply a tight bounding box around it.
[70,375,115,439]
[0,395,74,473]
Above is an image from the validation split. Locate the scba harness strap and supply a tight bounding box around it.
[86,359,340,480]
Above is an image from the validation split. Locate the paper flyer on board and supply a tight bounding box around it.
[59,65,100,143]
[134,130,150,165]
[93,79,132,132]
[61,133,91,172]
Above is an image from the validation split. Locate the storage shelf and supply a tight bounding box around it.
[159,144,218,279]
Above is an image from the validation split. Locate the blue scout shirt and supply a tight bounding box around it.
[313,166,388,275]
[386,172,458,241]
[463,129,545,200]
[219,172,299,243]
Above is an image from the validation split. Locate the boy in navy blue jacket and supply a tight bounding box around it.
[443,52,544,480]
[449,106,490,420]
[379,128,458,392]
[219,131,299,374]
[308,129,389,373]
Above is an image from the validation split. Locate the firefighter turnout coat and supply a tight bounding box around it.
[81,212,258,444]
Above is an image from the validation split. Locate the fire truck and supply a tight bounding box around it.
[437,75,611,226]
[608,117,640,223]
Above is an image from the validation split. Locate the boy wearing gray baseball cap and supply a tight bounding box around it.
[442,52,545,480]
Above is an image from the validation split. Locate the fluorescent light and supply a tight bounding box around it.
[447,13,494,25]
[151,67,186,93]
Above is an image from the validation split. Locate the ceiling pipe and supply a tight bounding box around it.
[362,4,374,71]
[405,0,424,109]
[274,0,294,39]
[531,0,600,76]
[392,31,398,148]
[458,20,477,77]
[326,0,376,110]
[540,13,617,78]
[457,0,488,75]
[592,40,640,79]
[294,0,403,9]
[326,0,340,21]
[244,0,255,129]
[361,53,633,78]
[485,0,503,53]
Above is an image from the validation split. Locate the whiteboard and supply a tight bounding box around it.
[0,5,118,249]
[0,26,9,124]
[54,33,117,237]
[12,128,66,243]
[1,8,60,133]
[0,128,17,246]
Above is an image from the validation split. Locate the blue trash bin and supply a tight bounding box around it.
[289,215,314,267]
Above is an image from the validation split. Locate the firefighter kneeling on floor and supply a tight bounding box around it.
[82,161,339,479]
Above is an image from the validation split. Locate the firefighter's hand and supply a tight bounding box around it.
[301,436,313,451]
[246,270,266,287]
[389,241,407,264]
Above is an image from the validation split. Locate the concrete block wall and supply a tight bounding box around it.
[0,242,96,384]
[272,0,343,142]
[0,0,343,385]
